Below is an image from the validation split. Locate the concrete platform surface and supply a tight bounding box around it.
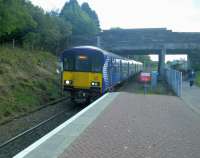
[15,92,200,158]
[59,93,200,158]
[181,81,200,114]
[13,93,119,158]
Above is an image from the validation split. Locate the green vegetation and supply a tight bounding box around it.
[0,0,101,123]
[189,51,200,71]
[0,0,100,53]
[81,2,100,32]
[132,81,173,95]
[118,75,173,95]
[60,0,99,36]
[0,47,60,123]
[133,55,158,71]
[196,71,200,87]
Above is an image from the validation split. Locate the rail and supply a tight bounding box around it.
[0,97,69,126]
[0,111,66,149]
[0,105,83,158]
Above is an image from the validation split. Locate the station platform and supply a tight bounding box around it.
[182,81,200,114]
[14,91,200,158]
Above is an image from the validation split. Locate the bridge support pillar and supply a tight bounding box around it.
[187,55,191,69]
[159,47,166,76]
[97,36,101,47]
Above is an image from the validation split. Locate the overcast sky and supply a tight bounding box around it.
[30,0,200,32]
[30,0,200,61]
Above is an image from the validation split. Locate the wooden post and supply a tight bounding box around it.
[12,39,15,48]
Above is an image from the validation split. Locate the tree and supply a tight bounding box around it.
[53,16,72,53]
[23,32,40,50]
[0,0,36,39]
[22,4,72,53]
[81,2,100,31]
[0,0,99,53]
[0,0,3,37]
[60,0,98,36]
[40,14,72,53]
[133,55,151,63]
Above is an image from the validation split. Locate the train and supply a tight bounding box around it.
[60,46,143,103]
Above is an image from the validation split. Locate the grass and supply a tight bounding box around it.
[118,75,174,95]
[196,71,200,87]
[0,47,61,123]
[132,81,174,95]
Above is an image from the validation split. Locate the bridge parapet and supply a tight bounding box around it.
[100,28,200,53]
[105,43,200,53]
[97,28,200,75]
[101,28,200,44]
[70,28,200,74]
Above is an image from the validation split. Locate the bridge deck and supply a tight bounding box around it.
[14,81,200,158]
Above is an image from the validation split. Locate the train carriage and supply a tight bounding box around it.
[60,46,143,103]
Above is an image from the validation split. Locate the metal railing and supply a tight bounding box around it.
[165,68,182,97]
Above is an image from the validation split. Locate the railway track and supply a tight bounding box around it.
[0,97,69,126]
[0,80,133,158]
[0,100,84,158]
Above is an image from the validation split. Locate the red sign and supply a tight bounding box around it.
[140,72,151,82]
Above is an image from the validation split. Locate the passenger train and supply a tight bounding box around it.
[60,46,143,103]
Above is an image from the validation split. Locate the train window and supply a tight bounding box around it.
[63,57,74,71]
[75,55,91,72]
[116,59,120,73]
[91,56,102,72]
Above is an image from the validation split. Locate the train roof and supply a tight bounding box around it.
[62,46,142,64]
[65,46,123,58]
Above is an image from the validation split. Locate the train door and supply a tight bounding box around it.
[128,62,130,77]
[109,57,113,88]
[120,60,122,81]
[102,56,110,92]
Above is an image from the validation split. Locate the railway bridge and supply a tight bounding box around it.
[97,28,200,75]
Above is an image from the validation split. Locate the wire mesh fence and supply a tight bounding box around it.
[165,68,182,97]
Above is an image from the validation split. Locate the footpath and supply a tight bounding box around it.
[181,81,200,114]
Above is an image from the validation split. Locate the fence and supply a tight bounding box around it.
[165,68,182,97]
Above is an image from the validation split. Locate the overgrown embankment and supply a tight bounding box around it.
[0,47,60,123]
[196,71,200,87]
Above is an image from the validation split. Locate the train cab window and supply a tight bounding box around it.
[63,57,74,71]
[75,55,91,72]
[91,56,102,72]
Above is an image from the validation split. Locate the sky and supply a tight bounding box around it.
[30,0,199,61]
[149,54,187,62]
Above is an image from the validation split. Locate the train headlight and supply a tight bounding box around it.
[91,81,100,87]
[66,80,70,85]
[65,80,72,85]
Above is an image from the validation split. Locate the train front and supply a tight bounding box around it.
[61,48,104,103]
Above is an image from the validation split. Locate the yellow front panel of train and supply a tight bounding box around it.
[63,71,102,89]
